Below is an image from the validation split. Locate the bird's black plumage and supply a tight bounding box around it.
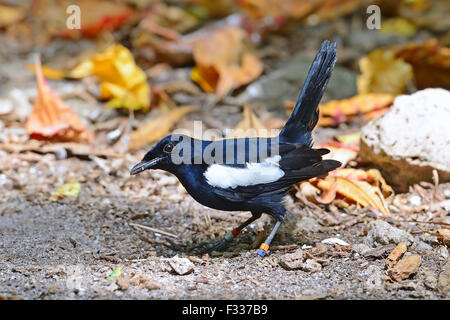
[130,40,341,256]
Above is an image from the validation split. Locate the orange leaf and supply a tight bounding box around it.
[191,27,263,99]
[25,56,93,143]
[128,106,195,150]
[386,242,407,269]
[318,93,395,126]
[286,93,395,126]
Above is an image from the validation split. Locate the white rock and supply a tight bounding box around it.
[360,88,450,192]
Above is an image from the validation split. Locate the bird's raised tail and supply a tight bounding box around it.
[279,40,337,146]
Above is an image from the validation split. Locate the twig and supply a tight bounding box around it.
[129,222,178,238]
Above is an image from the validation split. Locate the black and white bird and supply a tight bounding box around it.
[130,40,341,256]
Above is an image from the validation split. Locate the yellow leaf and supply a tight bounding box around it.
[0,4,25,27]
[380,17,417,37]
[70,44,150,111]
[334,177,390,216]
[128,106,195,150]
[301,168,393,216]
[51,182,81,201]
[357,49,413,94]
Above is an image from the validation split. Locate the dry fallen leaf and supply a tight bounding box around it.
[357,49,413,94]
[388,254,421,282]
[299,168,393,216]
[310,0,363,25]
[70,44,150,111]
[26,56,93,143]
[380,17,417,37]
[385,242,407,269]
[140,2,198,36]
[51,182,81,201]
[128,106,195,150]
[191,27,263,99]
[393,39,450,90]
[226,103,272,138]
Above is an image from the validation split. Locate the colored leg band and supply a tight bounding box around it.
[231,229,241,237]
[257,243,269,257]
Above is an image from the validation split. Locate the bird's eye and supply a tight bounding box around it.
[163,143,174,153]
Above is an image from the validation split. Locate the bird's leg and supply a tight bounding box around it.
[257,220,282,257]
[201,213,262,253]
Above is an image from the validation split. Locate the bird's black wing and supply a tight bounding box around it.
[211,144,341,202]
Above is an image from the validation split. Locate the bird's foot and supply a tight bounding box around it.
[197,229,241,254]
[256,243,270,257]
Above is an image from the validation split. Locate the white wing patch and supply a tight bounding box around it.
[204,155,285,189]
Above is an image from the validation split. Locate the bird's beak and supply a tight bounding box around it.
[130,157,163,175]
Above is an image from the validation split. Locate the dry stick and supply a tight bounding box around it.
[129,222,178,238]
[393,219,450,226]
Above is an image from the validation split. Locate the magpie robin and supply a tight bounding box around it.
[130,40,341,257]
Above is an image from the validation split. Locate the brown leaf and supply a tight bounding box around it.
[393,39,450,90]
[385,242,407,269]
[25,56,93,143]
[388,254,421,282]
[128,106,195,150]
[190,27,263,99]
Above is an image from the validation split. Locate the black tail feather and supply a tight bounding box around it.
[279,40,337,145]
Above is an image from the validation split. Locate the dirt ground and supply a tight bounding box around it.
[0,154,448,300]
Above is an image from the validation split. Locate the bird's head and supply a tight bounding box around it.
[130,134,187,175]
